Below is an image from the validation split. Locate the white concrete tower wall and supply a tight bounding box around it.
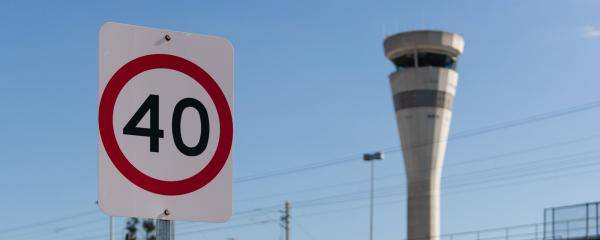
[383,30,464,240]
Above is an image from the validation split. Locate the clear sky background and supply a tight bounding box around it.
[1,0,600,240]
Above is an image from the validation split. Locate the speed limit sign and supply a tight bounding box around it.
[98,22,233,222]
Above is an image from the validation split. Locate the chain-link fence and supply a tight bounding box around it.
[544,202,600,240]
[401,202,600,240]
[435,222,543,240]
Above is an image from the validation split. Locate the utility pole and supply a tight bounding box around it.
[109,216,114,240]
[363,152,384,240]
[281,201,291,240]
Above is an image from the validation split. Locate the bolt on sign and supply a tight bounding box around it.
[98,22,233,222]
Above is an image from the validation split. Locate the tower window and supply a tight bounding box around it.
[417,52,456,69]
[393,90,454,110]
[391,52,457,70]
[392,54,415,70]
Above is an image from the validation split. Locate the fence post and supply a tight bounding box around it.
[587,204,590,238]
[552,208,556,240]
[566,220,570,239]
[543,211,546,240]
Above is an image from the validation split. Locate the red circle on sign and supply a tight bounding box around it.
[99,54,233,196]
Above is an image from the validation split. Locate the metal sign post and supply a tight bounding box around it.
[109,216,114,240]
[157,220,175,240]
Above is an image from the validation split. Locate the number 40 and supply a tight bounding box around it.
[123,94,210,157]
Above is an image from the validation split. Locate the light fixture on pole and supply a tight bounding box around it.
[363,151,384,240]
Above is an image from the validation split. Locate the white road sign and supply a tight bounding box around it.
[98,22,233,222]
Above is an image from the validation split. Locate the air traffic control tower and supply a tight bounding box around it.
[383,31,464,240]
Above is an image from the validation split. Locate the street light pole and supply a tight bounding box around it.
[369,159,374,240]
[363,152,384,240]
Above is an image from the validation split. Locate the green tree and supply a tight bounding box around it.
[142,219,156,240]
[125,218,139,240]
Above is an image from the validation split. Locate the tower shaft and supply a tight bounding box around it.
[383,30,464,240]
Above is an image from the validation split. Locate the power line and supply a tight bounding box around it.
[237,147,600,209]
[295,202,597,240]
[175,208,281,232]
[30,159,598,240]
[20,142,595,239]
[234,99,600,183]
[292,164,600,214]
[177,220,276,236]
[235,134,600,203]
[294,220,318,240]
[176,165,600,240]
[10,146,600,240]
[0,210,98,235]
[447,133,600,167]
[8,100,600,240]
[55,219,276,240]
[290,152,600,209]
[10,217,106,240]
[449,100,600,140]
[55,232,108,240]
[233,154,358,183]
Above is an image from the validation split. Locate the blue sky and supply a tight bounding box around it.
[1,0,600,240]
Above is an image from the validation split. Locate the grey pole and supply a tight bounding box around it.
[284,202,291,240]
[363,152,383,240]
[369,160,374,240]
[109,216,114,240]
[156,209,175,240]
[157,219,175,240]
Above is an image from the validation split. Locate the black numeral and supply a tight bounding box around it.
[123,94,165,152]
[123,95,210,156]
[172,98,210,156]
